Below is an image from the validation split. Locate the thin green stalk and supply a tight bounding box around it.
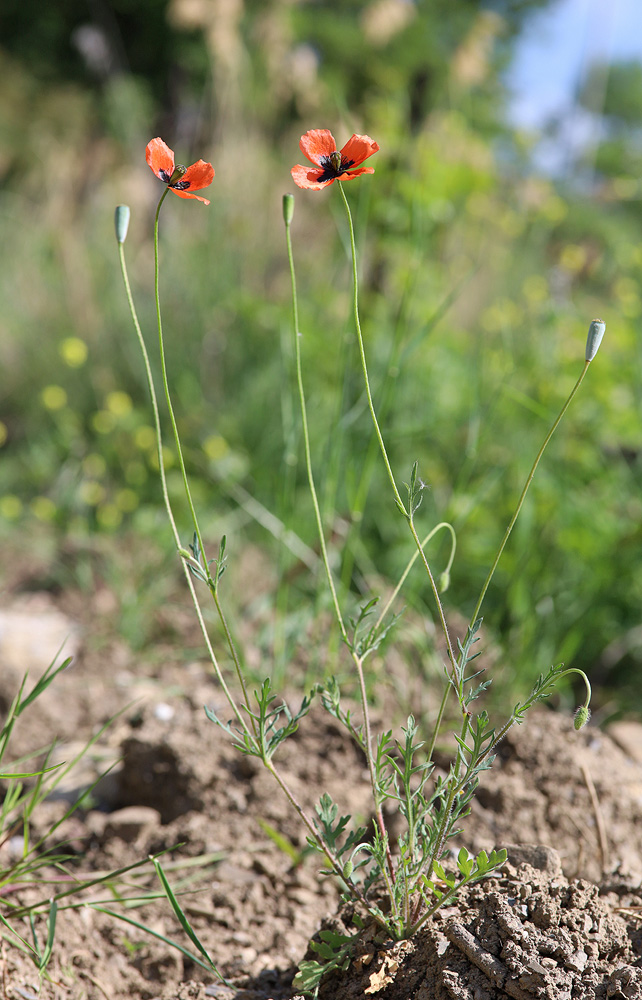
[118,232,249,734]
[374,523,456,633]
[264,759,377,918]
[428,360,594,757]
[284,210,347,643]
[285,203,393,877]
[151,195,250,712]
[425,686,451,765]
[468,360,591,628]
[424,712,471,887]
[337,182,459,681]
[337,183,405,513]
[407,517,459,683]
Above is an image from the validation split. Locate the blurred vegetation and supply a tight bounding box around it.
[0,1,640,717]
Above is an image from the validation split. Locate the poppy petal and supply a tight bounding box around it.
[340,134,380,169]
[299,129,337,167]
[178,159,215,192]
[341,167,376,181]
[291,164,336,190]
[146,138,176,183]
[170,189,211,204]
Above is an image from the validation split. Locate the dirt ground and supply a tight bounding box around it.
[1,588,642,999]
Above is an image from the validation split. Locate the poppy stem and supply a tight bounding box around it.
[117,228,249,736]
[468,360,591,630]
[152,192,251,716]
[337,182,460,698]
[428,360,593,761]
[283,210,348,644]
[284,201,395,880]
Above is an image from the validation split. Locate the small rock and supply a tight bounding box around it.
[566,949,588,973]
[103,805,160,842]
[608,721,642,765]
[0,596,81,679]
[204,987,235,999]
[505,844,563,876]
[154,702,175,722]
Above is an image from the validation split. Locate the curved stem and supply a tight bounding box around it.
[558,667,592,711]
[374,522,456,633]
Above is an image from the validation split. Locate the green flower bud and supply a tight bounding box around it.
[585,319,605,362]
[342,859,354,880]
[114,205,131,244]
[282,193,295,226]
[574,705,591,730]
[438,570,450,593]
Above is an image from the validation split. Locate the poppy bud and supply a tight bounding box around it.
[114,205,131,244]
[438,570,450,593]
[585,319,605,362]
[283,193,295,226]
[574,705,591,730]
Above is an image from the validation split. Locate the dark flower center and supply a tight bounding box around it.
[317,152,356,183]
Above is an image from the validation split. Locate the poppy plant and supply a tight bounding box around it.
[145,137,215,204]
[291,129,379,190]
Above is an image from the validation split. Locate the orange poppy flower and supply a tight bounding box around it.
[291,129,379,190]
[145,137,215,204]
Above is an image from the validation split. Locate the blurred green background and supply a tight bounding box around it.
[0,0,640,717]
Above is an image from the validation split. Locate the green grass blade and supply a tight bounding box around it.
[40,899,58,972]
[152,858,228,983]
[0,912,37,959]
[91,904,230,984]
[257,817,303,866]
[0,764,62,781]
[18,656,73,717]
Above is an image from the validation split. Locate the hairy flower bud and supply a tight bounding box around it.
[574,705,591,730]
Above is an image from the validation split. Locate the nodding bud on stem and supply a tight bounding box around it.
[438,570,450,593]
[574,705,591,730]
[114,205,131,244]
[282,193,295,226]
[585,319,606,362]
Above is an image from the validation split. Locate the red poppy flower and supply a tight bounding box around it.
[145,137,215,204]
[291,129,379,190]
